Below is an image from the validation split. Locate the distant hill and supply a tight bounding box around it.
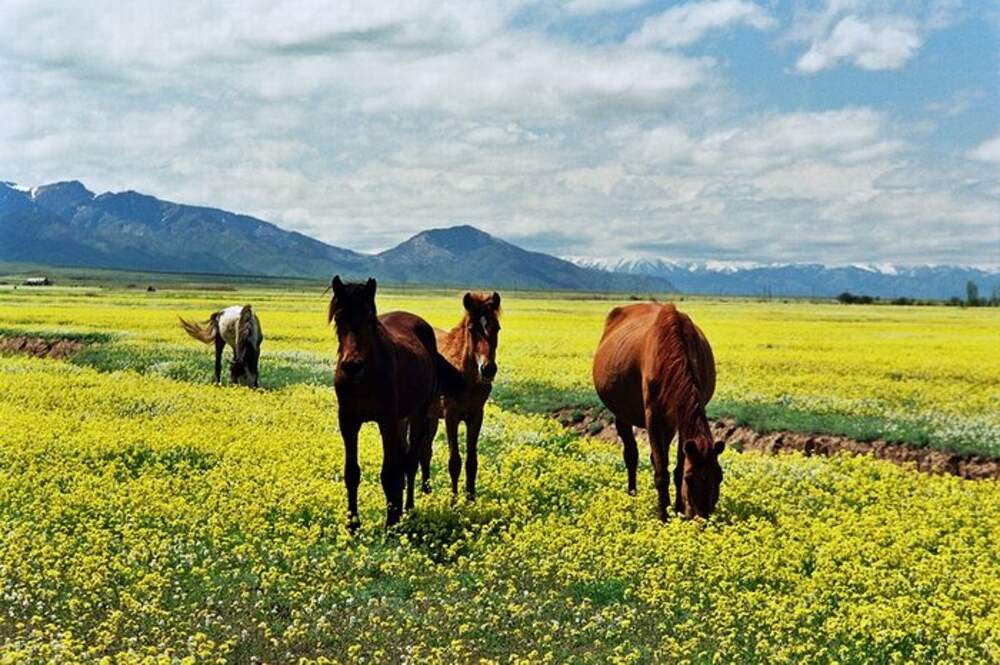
[571,257,1000,300]
[371,226,670,291]
[0,181,671,292]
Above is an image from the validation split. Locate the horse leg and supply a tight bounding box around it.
[445,414,462,498]
[420,416,438,494]
[615,420,639,496]
[674,438,686,515]
[465,410,483,501]
[404,415,428,512]
[340,414,362,533]
[645,410,674,521]
[213,337,225,384]
[377,419,406,527]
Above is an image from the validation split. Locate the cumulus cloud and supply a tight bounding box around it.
[0,1,996,265]
[796,15,920,72]
[967,133,1000,164]
[627,0,775,48]
[788,1,962,74]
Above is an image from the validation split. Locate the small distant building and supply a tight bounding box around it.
[23,277,51,287]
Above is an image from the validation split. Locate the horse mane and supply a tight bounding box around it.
[650,304,711,447]
[235,305,255,359]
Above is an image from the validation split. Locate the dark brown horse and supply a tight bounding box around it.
[592,302,722,520]
[328,276,463,530]
[419,291,501,499]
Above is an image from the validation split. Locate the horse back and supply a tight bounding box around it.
[378,311,440,416]
[644,304,716,409]
[593,303,662,427]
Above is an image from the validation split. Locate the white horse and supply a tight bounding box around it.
[179,305,264,387]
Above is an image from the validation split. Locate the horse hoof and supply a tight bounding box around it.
[347,518,361,535]
[627,488,637,497]
[421,483,432,495]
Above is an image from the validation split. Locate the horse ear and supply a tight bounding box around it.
[683,440,700,461]
[714,440,726,456]
[365,277,377,299]
[463,292,475,312]
[331,275,344,296]
[491,291,501,310]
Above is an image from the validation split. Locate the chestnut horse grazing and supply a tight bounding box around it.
[419,291,501,499]
[592,302,723,520]
[328,276,464,530]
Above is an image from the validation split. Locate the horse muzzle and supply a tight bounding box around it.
[480,361,498,383]
[339,359,366,381]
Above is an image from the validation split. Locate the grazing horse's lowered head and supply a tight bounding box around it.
[460,291,501,383]
[230,305,262,388]
[328,275,378,383]
[679,434,725,519]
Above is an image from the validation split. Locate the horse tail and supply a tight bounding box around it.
[179,313,219,344]
[434,353,466,397]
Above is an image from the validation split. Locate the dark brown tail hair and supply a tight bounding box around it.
[179,313,219,344]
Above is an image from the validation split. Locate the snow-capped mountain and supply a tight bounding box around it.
[568,257,1000,300]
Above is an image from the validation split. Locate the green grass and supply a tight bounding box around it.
[0,325,116,345]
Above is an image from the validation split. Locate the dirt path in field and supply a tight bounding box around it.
[0,336,86,360]
[552,407,1000,481]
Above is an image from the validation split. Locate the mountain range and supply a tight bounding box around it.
[2,180,994,298]
[570,257,999,300]
[0,181,670,292]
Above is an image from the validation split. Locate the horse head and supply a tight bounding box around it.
[231,305,260,388]
[462,291,501,383]
[329,275,378,383]
[679,438,725,518]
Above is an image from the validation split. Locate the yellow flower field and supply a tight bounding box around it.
[0,286,998,662]
[0,287,996,452]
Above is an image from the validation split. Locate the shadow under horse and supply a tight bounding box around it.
[328,276,464,530]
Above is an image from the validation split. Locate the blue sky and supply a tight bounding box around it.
[1,0,997,265]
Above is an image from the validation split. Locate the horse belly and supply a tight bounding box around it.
[593,329,646,428]
[394,344,436,418]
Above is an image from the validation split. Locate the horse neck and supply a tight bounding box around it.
[652,307,710,445]
[235,314,257,359]
[441,316,477,381]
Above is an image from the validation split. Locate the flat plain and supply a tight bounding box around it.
[0,286,997,662]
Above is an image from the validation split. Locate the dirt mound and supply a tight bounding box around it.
[552,407,999,481]
[0,336,86,360]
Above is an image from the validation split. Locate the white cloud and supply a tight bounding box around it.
[563,0,647,15]
[627,0,775,48]
[0,1,996,265]
[787,1,962,74]
[968,134,1000,164]
[796,15,920,72]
